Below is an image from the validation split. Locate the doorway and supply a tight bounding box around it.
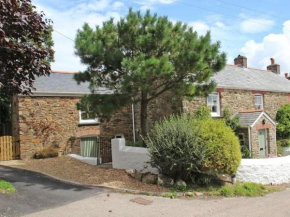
[258,129,267,158]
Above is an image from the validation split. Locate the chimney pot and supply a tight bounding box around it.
[267,58,280,74]
[234,55,247,68]
[270,58,275,65]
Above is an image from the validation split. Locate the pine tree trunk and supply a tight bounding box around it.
[140,91,148,138]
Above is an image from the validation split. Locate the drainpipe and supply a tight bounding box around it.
[132,104,136,143]
[248,126,252,158]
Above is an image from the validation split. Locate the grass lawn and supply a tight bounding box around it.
[0,180,16,194]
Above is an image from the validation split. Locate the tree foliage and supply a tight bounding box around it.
[74,8,226,136]
[146,114,241,183]
[276,104,290,140]
[0,0,54,95]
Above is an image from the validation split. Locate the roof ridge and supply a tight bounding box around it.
[226,64,271,72]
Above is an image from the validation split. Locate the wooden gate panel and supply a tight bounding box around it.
[0,136,20,161]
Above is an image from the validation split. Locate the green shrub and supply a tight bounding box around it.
[34,146,59,159]
[277,142,284,156]
[194,105,211,120]
[220,186,234,197]
[223,107,240,135]
[197,119,242,175]
[126,140,145,147]
[276,104,290,140]
[146,114,242,183]
[241,146,251,159]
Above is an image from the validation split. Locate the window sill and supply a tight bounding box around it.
[78,122,100,126]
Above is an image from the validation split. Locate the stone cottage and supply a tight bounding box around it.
[11,55,290,160]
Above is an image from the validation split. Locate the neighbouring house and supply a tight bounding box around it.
[11,55,290,160]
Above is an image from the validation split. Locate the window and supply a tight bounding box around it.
[254,94,263,109]
[81,137,98,157]
[79,110,98,124]
[238,134,245,147]
[207,93,220,116]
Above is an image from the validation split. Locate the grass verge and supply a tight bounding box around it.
[0,180,16,194]
[170,182,277,198]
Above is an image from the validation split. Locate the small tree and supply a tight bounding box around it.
[0,0,54,95]
[74,8,226,137]
[276,104,290,140]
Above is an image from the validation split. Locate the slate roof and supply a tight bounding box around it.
[32,72,112,95]
[236,111,263,127]
[212,65,290,93]
[236,110,276,127]
[31,65,290,95]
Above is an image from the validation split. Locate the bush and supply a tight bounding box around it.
[223,107,240,135]
[276,104,290,140]
[34,146,59,159]
[146,114,242,183]
[126,140,145,147]
[194,105,211,120]
[197,119,241,175]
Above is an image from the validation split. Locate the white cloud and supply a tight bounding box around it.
[188,21,210,36]
[33,0,123,71]
[241,18,275,33]
[241,21,290,73]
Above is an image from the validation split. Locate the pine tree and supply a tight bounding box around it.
[74,8,226,137]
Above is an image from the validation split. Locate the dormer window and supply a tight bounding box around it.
[207,92,220,117]
[254,94,263,109]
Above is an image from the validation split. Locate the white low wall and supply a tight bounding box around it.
[111,138,158,174]
[236,156,290,185]
[112,139,290,184]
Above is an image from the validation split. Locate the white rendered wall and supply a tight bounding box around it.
[111,138,158,174]
[112,139,290,184]
[236,156,290,185]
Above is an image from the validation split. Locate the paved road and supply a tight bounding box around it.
[25,189,290,217]
[0,166,106,217]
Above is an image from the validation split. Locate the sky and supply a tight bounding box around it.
[33,0,290,74]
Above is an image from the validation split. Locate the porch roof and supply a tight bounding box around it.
[236,110,276,127]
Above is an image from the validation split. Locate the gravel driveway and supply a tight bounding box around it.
[0,166,105,217]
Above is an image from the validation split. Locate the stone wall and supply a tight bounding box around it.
[236,156,290,185]
[183,89,289,119]
[134,91,182,137]
[14,96,133,159]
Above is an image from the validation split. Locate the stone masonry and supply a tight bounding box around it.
[183,89,289,119]
[250,114,276,158]
[13,96,133,159]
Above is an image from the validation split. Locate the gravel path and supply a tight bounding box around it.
[1,156,167,192]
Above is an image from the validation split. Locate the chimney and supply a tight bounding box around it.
[267,58,280,74]
[234,55,247,68]
[285,73,290,80]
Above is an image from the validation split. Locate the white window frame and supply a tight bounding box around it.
[254,94,263,109]
[207,92,220,117]
[79,110,99,124]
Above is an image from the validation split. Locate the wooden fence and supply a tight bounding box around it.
[0,136,20,161]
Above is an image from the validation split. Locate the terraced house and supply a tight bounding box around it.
[11,55,290,160]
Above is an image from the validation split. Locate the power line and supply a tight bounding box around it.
[175,0,287,33]
[54,30,74,42]
[216,0,288,21]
